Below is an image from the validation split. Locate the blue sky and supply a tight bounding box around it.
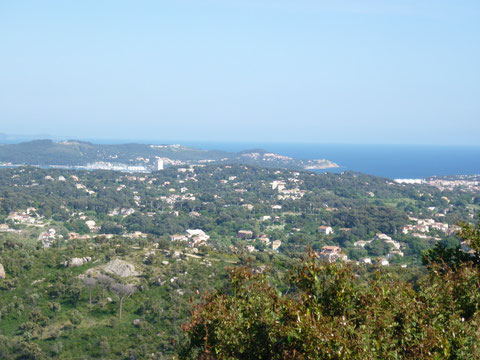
[1,0,479,145]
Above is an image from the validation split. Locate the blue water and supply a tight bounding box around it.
[181,142,480,179]
[4,137,480,179]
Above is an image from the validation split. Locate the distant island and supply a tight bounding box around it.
[0,139,339,172]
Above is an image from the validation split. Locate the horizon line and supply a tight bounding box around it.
[1,133,479,148]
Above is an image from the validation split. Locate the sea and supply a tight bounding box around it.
[3,137,480,179]
[180,142,480,180]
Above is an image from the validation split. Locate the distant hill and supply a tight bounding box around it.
[0,139,339,171]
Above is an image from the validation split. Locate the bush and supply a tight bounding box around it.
[182,247,480,359]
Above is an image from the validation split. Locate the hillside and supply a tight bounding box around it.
[0,140,339,171]
[0,164,478,358]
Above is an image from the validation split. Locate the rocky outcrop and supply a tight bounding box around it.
[0,263,5,279]
[103,259,139,278]
[303,159,339,170]
[63,257,92,267]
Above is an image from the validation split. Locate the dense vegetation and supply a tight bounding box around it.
[0,140,228,166]
[0,165,475,264]
[0,234,237,359]
[0,165,478,358]
[182,220,480,359]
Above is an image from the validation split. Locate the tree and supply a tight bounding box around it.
[182,248,480,359]
[423,215,480,268]
[83,277,97,309]
[100,221,123,235]
[17,341,43,360]
[67,281,83,305]
[110,283,136,320]
[96,274,114,308]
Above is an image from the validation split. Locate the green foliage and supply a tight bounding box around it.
[423,215,480,269]
[183,246,480,359]
[0,165,479,359]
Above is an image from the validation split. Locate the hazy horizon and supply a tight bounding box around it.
[1,1,479,145]
[3,132,480,150]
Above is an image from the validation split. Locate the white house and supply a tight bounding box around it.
[318,226,334,235]
[271,240,282,251]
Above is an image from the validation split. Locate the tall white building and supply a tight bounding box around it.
[156,158,164,171]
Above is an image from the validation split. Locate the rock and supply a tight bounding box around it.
[31,278,45,285]
[103,259,139,278]
[133,319,141,326]
[161,261,169,266]
[0,263,5,279]
[154,278,166,286]
[143,251,155,264]
[106,297,113,302]
[63,257,92,267]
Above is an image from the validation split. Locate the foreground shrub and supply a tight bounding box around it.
[182,219,480,360]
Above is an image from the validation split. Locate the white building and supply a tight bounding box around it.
[186,229,209,241]
[271,181,286,191]
[271,240,282,251]
[318,226,334,235]
[354,240,370,248]
[85,220,97,231]
[156,158,164,171]
[318,246,347,262]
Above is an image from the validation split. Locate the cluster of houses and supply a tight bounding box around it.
[7,208,43,226]
[75,182,95,195]
[426,178,480,192]
[170,229,210,248]
[395,177,480,192]
[354,233,405,266]
[0,209,43,235]
[157,192,196,205]
[317,239,407,267]
[237,230,282,252]
[271,180,307,201]
[114,170,199,207]
[108,208,136,217]
[402,217,458,236]
[39,228,59,248]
